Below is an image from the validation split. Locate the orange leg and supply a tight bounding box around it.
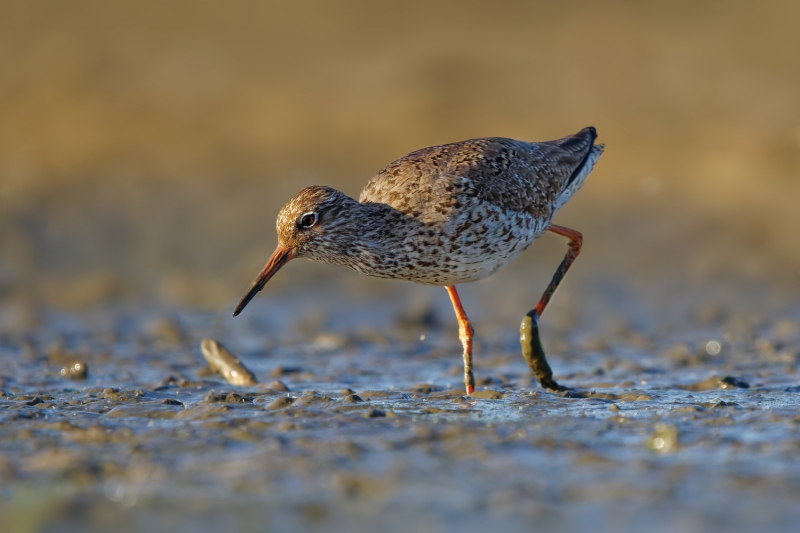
[520,224,583,391]
[534,225,583,318]
[445,285,475,395]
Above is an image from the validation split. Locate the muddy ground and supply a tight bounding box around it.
[1,271,799,533]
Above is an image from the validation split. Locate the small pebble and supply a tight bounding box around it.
[160,399,184,406]
[342,394,364,403]
[267,396,295,410]
[267,381,290,392]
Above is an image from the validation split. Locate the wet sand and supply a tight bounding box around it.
[1,275,799,533]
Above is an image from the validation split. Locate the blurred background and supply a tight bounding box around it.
[4,5,800,531]
[1,0,799,326]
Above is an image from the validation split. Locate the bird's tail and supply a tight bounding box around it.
[555,127,604,211]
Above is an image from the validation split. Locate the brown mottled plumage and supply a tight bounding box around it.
[234,127,604,395]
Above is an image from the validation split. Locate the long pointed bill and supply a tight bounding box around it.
[232,247,294,317]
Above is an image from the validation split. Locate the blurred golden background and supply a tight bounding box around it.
[1,0,799,316]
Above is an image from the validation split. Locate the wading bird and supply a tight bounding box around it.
[234,127,603,394]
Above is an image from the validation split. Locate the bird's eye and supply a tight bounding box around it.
[297,211,318,229]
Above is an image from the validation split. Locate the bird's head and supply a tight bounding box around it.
[232,185,359,316]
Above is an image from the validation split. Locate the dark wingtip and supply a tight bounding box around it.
[557,126,598,153]
[575,126,597,144]
[563,127,601,188]
[574,126,597,147]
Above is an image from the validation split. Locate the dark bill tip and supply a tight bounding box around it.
[232,247,294,317]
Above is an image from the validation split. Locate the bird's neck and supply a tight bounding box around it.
[332,201,419,277]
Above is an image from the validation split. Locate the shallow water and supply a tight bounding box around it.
[1,276,799,533]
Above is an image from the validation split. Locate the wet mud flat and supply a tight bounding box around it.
[1,297,800,533]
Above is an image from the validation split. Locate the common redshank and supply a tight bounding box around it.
[234,127,603,394]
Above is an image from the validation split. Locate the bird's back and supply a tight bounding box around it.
[354,127,603,285]
[359,127,603,223]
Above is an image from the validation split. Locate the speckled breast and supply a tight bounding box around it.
[397,203,550,286]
